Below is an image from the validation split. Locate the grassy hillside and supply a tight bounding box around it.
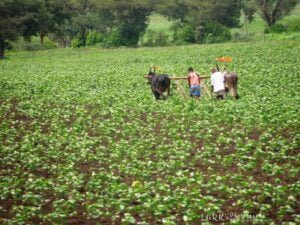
[232,3,300,39]
[278,3,300,24]
[147,13,174,32]
[1,40,300,224]
[147,4,300,41]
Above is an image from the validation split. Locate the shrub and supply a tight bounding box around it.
[264,32,300,41]
[11,37,57,51]
[195,21,231,44]
[265,23,287,34]
[172,23,195,44]
[43,38,57,49]
[232,32,255,42]
[24,42,43,51]
[175,24,195,43]
[105,30,122,47]
[71,38,84,48]
[86,32,104,46]
[95,42,110,48]
[4,41,13,50]
[140,29,171,47]
[153,31,169,46]
[286,19,300,32]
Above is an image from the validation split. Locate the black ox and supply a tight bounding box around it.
[146,67,171,100]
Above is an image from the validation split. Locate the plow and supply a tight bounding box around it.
[169,75,212,99]
[144,73,211,98]
[144,57,233,99]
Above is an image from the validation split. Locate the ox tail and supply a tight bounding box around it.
[232,74,238,99]
[233,75,238,89]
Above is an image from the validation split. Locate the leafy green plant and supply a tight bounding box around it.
[140,29,171,47]
[286,19,300,32]
[195,21,232,44]
[172,23,196,44]
[71,38,84,48]
[0,39,299,224]
[265,23,287,34]
[86,31,104,46]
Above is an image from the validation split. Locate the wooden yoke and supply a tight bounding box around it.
[169,76,210,80]
[144,75,211,80]
[169,75,212,98]
[144,74,212,98]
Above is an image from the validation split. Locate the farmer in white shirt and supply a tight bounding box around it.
[211,68,225,99]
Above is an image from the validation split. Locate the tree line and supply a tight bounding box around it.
[0,0,299,58]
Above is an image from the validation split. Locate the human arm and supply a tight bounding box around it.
[187,74,191,87]
[211,74,214,92]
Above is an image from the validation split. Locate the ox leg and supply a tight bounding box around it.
[230,88,234,98]
[162,88,170,100]
[232,88,239,99]
[157,91,164,100]
[225,87,230,99]
[235,93,239,99]
[235,87,239,99]
[154,91,160,100]
[167,86,170,97]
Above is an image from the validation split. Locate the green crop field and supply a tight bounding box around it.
[1,40,300,225]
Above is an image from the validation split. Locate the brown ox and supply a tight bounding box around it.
[224,72,239,99]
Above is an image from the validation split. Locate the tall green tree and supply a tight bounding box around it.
[156,0,241,28]
[99,0,152,46]
[66,0,100,46]
[241,0,256,23]
[253,0,299,26]
[0,0,38,59]
[185,0,241,28]
[50,0,122,47]
[155,0,188,22]
[67,0,153,46]
[240,0,257,36]
[32,0,70,44]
